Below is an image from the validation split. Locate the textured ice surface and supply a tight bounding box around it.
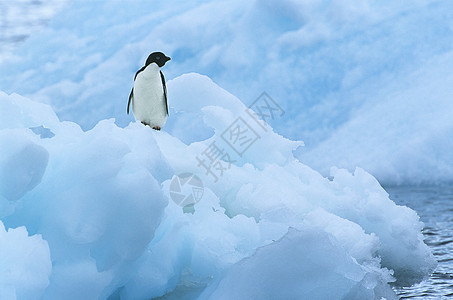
[0,75,436,299]
[0,221,51,300]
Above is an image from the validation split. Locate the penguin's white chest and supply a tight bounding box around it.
[132,63,167,127]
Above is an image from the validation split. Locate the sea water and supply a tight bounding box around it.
[387,185,453,299]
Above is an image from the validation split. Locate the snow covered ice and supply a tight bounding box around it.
[0,222,51,300]
[1,0,450,298]
[0,74,436,299]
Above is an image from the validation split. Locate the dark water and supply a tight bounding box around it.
[386,185,453,299]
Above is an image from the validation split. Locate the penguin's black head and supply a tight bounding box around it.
[145,52,171,68]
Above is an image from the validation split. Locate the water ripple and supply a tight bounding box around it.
[386,184,453,299]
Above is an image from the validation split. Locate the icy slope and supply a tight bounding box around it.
[0,73,436,299]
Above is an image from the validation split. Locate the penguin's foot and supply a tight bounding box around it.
[140,121,161,131]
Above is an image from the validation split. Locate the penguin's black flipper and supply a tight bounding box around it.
[160,71,169,116]
[135,66,146,80]
[127,88,133,114]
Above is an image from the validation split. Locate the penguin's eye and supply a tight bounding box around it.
[156,56,161,60]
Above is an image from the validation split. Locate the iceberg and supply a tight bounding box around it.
[0,74,436,299]
[1,0,453,185]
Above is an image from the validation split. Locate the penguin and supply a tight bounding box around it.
[127,52,171,130]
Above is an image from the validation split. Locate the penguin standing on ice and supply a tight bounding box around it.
[127,52,171,130]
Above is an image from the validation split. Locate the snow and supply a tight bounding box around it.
[0,75,436,299]
[0,0,68,54]
[0,0,448,298]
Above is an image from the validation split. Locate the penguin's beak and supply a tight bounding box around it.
[166,56,171,61]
